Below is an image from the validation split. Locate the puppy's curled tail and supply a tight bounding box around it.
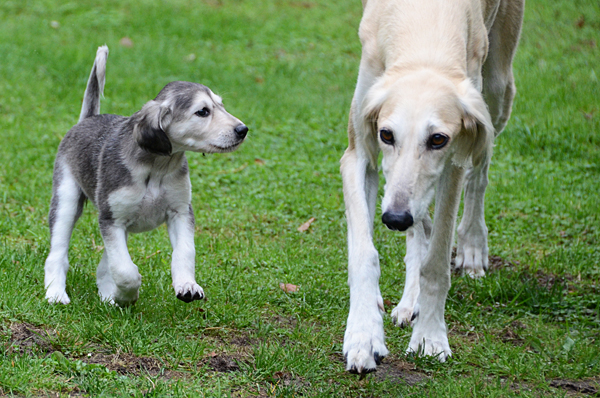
[79,45,109,123]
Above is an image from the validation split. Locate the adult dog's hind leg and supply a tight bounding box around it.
[44,164,85,304]
[456,162,490,277]
[456,0,523,277]
[168,205,204,302]
[341,104,387,375]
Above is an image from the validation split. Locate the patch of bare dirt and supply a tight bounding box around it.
[4,322,183,379]
[374,358,428,386]
[83,352,175,377]
[550,378,600,396]
[6,322,54,355]
[208,354,241,372]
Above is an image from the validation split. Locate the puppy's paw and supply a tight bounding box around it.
[113,293,138,307]
[174,282,205,303]
[392,301,419,328]
[46,289,71,305]
[343,309,388,375]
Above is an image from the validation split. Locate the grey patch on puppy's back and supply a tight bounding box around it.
[59,114,127,200]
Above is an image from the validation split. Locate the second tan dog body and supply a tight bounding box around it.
[341,0,523,373]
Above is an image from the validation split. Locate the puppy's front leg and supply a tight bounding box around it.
[167,205,204,303]
[98,221,141,306]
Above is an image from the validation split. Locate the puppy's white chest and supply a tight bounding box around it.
[108,179,171,233]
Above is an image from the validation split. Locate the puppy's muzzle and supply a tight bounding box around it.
[382,211,413,231]
[234,124,248,139]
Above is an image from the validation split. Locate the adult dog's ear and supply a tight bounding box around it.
[133,101,173,156]
[453,80,495,168]
[359,77,390,168]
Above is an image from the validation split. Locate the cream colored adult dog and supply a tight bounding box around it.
[340,0,523,373]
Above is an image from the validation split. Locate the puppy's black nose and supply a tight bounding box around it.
[382,211,413,231]
[234,124,248,139]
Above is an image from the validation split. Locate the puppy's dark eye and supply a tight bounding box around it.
[195,108,210,117]
[379,128,394,145]
[428,133,448,149]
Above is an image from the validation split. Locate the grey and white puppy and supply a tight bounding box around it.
[44,45,248,306]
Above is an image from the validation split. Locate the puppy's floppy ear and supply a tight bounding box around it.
[453,79,495,168]
[133,100,173,156]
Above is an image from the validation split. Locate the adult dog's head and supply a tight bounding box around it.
[131,81,248,156]
[361,69,494,231]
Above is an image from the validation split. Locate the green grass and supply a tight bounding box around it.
[1,0,599,396]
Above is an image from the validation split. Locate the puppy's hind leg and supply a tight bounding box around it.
[96,250,117,304]
[167,205,204,303]
[99,222,141,306]
[44,164,86,304]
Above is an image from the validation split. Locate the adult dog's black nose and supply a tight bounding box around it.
[234,124,248,139]
[382,211,413,231]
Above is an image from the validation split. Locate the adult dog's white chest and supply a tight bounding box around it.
[107,173,191,233]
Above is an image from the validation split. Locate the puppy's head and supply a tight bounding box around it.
[133,81,247,155]
[361,69,494,231]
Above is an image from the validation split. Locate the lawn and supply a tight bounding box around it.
[0,0,599,396]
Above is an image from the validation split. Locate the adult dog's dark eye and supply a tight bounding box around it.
[379,128,394,145]
[195,108,210,117]
[428,133,448,149]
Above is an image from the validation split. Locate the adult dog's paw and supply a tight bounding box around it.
[456,222,489,278]
[391,301,419,328]
[455,242,488,278]
[343,311,388,375]
[174,282,205,303]
[407,325,451,362]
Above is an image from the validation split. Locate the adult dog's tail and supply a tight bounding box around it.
[78,45,108,123]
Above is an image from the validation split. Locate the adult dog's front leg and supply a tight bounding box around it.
[98,221,141,306]
[167,205,204,303]
[341,143,387,375]
[408,163,465,361]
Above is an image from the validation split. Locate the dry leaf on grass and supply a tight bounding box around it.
[279,283,298,293]
[297,217,315,232]
[254,158,266,165]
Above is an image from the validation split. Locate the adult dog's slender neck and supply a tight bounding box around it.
[375,0,487,80]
